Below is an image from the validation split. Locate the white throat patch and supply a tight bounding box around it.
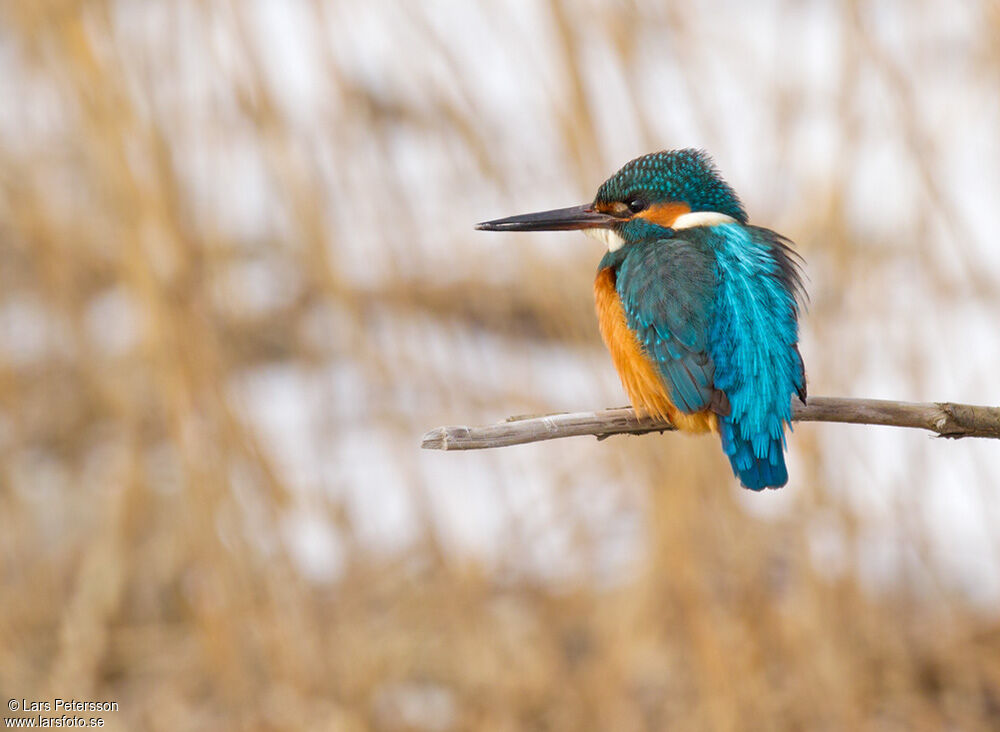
[671,211,737,230]
[585,227,626,252]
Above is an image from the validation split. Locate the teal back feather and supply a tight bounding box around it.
[706,224,805,490]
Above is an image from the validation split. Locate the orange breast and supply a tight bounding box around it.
[594,267,716,434]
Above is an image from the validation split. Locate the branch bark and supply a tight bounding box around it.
[421,397,1000,451]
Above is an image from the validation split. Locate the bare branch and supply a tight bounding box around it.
[421,397,1000,451]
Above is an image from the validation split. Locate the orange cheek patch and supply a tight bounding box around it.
[638,201,691,228]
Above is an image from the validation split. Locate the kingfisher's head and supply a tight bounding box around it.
[477,149,746,251]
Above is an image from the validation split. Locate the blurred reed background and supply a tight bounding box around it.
[2,0,1000,729]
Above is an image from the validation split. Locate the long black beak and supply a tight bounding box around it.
[476,204,615,232]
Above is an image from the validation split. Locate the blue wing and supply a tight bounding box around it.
[616,237,718,414]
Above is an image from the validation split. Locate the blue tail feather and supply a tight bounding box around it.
[719,416,788,491]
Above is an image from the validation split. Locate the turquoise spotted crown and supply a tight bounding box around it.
[595,149,747,224]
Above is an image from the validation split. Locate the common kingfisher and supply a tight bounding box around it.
[477,149,806,490]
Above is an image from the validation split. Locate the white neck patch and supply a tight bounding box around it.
[584,227,626,252]
[583,212,736,251]
[672,211,737,230]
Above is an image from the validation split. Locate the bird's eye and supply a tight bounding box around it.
[626,197,647,213]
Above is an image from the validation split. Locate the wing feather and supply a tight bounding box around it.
[616,238,717,415]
